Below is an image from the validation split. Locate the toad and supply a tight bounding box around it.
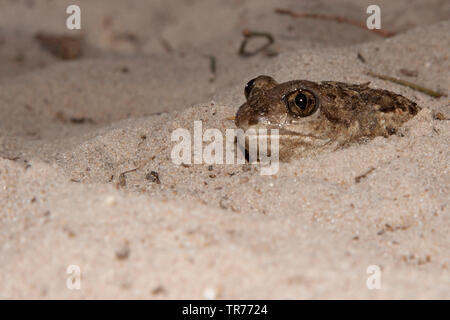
[235,75,420,160]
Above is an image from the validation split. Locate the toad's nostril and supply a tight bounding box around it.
[248,112,266,126]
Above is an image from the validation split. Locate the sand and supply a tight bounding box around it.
[0,0,449,299]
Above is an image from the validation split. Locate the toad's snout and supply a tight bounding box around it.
[235,103,268,131]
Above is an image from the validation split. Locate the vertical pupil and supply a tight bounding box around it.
[295,93,308,109]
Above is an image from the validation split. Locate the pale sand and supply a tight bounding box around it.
[0,0,449,299]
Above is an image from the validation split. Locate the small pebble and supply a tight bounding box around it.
[115,246,130,260]
[104,195,117,206]
[203,287,217,300]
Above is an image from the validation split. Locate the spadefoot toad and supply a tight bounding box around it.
[235,75,420,160]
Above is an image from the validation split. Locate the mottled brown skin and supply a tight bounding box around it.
[235,75,420,160]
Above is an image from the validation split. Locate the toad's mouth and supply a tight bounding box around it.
[239,125,331,142]
[236,125,332,153]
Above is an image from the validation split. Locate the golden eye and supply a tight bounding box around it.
[283,89,319,118]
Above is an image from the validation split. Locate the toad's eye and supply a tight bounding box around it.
[283,89,319,118]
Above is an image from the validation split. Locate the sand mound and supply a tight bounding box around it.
[0,0,449,298]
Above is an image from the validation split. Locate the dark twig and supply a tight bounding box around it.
[366,71,447,98]
[357,52,366,63]
[274,8,396,38]
[203,54,217,82]
[355,167,375,183]
[117,167,138,188]
[239,29,275,57]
